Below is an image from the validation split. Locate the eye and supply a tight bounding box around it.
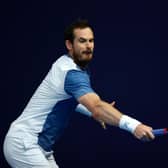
[89,39,94,43]
[79,38,86,43]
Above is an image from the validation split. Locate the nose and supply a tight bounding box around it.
[86,41,92,49]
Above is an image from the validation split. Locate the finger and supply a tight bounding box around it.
[98,120,106,129]
[140,132,150,142]
[111,101,115,106]
[146,130,155,140]
[101,122,106,129]
[141,131,155,142]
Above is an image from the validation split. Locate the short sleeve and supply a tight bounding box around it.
[64,70,95,99]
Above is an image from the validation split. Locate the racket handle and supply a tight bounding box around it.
[152,128,168,136]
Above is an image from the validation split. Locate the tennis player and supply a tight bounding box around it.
[3,19,155,168]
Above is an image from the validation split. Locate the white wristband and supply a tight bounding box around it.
[119,115,141,133]
[75,104,92,117]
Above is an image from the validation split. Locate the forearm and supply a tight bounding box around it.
[78,93,141,134]
[92,101,122,126]
[77,92,154,140]
[93,100,141,133]
[75,101,121,125]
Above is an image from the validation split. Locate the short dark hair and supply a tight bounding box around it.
[64,19,93,43]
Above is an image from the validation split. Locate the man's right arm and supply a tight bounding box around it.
[64,70,154,141]
[78,92,155,141]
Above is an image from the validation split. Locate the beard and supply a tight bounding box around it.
[72,50,93,68]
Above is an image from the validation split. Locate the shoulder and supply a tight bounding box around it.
[52,55,79,72]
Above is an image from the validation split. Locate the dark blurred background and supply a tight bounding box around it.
[1,0,168,167]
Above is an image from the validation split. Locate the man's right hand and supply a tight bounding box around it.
[133,124,155,141]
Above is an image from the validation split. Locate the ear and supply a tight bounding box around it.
[65,40,73,50]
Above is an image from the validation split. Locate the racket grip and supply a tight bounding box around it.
[152,128,168,136]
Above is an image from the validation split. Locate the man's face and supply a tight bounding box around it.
[69,27,94,67]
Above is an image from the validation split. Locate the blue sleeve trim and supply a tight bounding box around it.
[64,70,95,99]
